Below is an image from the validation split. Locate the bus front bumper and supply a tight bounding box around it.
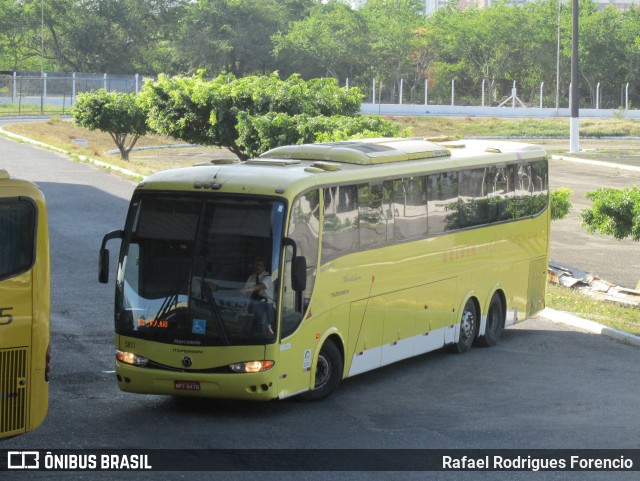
[115,361,279,401]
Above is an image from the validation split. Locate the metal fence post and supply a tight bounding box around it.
[482,79,485,107]
[104,73,108,91]
[372,78,376,104]
[596,82,600,109]
[399,79,403,105]
[424,79,428,106]
[18,76,22,115]
[135,73,139,93]
[72,72,76,104]
[540,82,544,109]
[41,72,47,115]
[626,83,630,110]
[12,72,16,102]
[451,79,455,106]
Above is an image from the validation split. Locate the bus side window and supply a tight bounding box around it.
[321,185,358,263]
[358,182,388,247]
[282,190,320,338]
[392,176,428,240]
[530,159,549,215]
[427,172,459,234]
[0,200,35,280]
[484,164,515,222]
[513,163,534,218]
[459,168,489,228]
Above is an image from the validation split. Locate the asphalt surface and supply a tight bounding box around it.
[548,155,640,289]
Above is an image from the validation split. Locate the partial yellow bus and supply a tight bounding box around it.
[0,169,50,437]
[99,138,548,401]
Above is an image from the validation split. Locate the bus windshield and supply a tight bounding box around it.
[116,194,286,346]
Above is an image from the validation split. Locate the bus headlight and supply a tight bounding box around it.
[116,350,149,367]
[228,361,274,373]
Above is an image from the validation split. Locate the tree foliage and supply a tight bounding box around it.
[138,71,392,160]
[550,188,573,221]
[581,187,640,241]
[236,112,401,158]
[5,1,640,107]
[72,89,148,161]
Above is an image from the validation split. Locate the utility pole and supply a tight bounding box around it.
[569,0,579,153]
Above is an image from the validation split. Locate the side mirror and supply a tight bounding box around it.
[98,230,124,284]
[283,237,307,292]
[292,255,307,292]
[98,248,110,284]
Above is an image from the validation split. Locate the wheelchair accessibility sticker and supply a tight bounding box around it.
[192,319,206,335]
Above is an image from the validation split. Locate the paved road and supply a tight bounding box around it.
[549,157,640,289]
[1,134,639,481]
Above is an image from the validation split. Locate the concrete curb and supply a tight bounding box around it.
[550,154,640,173]
[0,127,144,180]
[541,307,640,347]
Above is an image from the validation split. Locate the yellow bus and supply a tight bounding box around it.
[0,169,50,437]
[99,137,548,401]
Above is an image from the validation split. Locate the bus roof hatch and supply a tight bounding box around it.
[260,138,451,165]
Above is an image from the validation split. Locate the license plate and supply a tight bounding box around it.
[174,381,200,391]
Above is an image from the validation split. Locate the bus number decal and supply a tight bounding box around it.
[0,307,13,325]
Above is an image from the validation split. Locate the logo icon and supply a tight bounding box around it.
[182,356,192,368]
[7,451,39,469]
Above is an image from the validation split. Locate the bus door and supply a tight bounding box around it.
[276,191,320,398]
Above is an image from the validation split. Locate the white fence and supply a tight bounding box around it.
[0,71,637,118]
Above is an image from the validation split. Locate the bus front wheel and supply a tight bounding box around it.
[452,299,477,354]
[299,340,343,401]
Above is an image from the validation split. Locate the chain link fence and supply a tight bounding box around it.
[0,71,148,116]
[0,70,637,116]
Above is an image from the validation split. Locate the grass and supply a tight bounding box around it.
[546,283,640,336]
[2,116,640,337]
[389,116,640,138]
[0,102,71,116]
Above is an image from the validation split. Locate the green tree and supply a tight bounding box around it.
[236,112,400,158]
[360,0,425,102]
[38,0,188,74]
[581,187,640,241]
[73,89,148,161]
[139,71,395,160]
[178,0,310,76]
[0,0,46,71]
[550,188,572,221]
[428,3,537,105]
[272,0,368,81]
[578,4,626,107]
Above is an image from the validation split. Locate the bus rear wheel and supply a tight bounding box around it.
[299,340,343,401]
[476,294,504,347]
[452,299,477,354]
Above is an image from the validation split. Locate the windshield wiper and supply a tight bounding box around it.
[201,280,231,345]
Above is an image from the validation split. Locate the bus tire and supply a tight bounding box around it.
[476,294,504,347]
[299,340,343,401]
[452,299,477,354]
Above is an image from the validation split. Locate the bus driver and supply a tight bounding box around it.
[242,258,275,337]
